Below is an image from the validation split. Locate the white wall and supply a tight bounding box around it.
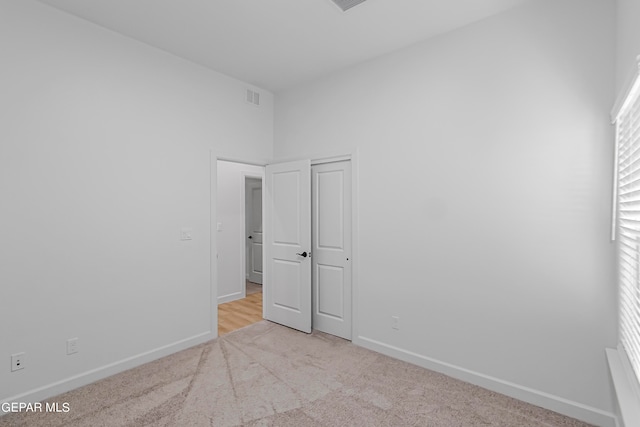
[0,0,273,402]
[616,0,640,93]
[217,161,263,303]
[275,0,617,424]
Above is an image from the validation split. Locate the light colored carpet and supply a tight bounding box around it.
[1,321,594,427]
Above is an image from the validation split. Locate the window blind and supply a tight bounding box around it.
[615,62,640,386]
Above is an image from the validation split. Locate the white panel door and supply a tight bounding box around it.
[312,161,352,339]
[264,160,312,333]
[247,180,263,284]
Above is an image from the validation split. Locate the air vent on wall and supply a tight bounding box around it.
[246,89,260,106]
[330,0,369,12]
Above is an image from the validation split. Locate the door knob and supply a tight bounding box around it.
[248,236,253,239]
[296,251,308,258]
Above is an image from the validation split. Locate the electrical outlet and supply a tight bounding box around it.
[11,352,25,372]
[67,338,78,355]
[391,315,400,330]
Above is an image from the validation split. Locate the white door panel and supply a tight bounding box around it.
[251,243,263,277]
[264,160,311,333]
[317,264,344,318]
[317,172,345,250]
[312,161,352,339]
[273,172,301,244]
[273,259,302,311]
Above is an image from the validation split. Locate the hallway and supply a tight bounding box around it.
[218,281,263,335]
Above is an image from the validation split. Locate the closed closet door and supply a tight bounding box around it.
[312,161,352,340]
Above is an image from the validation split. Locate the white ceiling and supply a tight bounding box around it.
[36,0,530,92]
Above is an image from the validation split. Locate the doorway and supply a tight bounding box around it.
[216,160,265,335]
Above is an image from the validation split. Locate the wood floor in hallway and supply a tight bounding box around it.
[218,291,263,336]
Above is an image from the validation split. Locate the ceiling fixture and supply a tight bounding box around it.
[330,0,369,12]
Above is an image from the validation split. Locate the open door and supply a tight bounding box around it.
[246,178,263,284]
[264,160,312,333]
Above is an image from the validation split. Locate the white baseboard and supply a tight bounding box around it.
[218,292,243,304]
[354,335,616,427]
[1,331,214,409]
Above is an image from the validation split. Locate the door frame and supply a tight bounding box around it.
[241,172,264,294]
[210,149,359,340]
[210,153,268,338]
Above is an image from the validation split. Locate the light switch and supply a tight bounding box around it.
[217,222,223,231]
[180,228,193,241]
